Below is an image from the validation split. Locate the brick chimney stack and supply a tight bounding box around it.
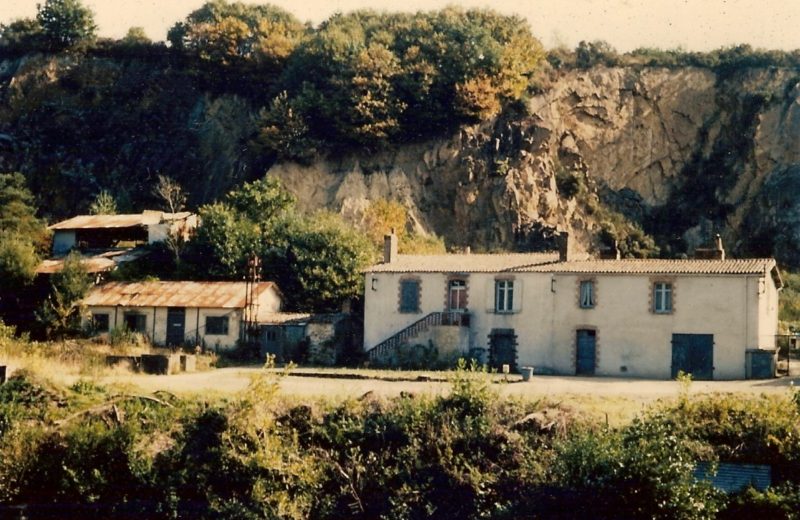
[383,228,398,263]
[557,232,573,262]
[715,234,725,260]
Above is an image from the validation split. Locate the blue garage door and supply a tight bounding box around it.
[576,329,596,375]
[671,334,714,380]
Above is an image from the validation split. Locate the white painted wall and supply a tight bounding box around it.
[85,305,243,350]
[364,270,780,379]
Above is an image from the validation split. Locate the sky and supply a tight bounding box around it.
[2,0,800,52]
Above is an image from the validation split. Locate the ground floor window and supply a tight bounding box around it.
[92,313,109,332]
[123,312,147,333]
[206,316,230,335]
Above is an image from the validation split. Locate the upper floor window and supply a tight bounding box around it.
[495,280,514,313]
[579,280,595,309]
[653,282,673,314]
[448,279,467,311]
[400,279,420,313]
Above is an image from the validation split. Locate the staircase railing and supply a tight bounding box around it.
[366,311,470,362]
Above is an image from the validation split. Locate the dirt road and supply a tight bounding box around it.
[85,367,799,401]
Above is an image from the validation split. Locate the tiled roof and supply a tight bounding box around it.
[515,258,777,275]
[49,211,193,230]
[365,253,561,273]
[83,281,277,309]
[367,254,778,277]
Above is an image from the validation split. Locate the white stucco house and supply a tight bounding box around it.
[82,281,282,351]
[363,233,782,380]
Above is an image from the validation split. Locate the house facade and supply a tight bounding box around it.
[363,234,782,380]
[82,281,281,351]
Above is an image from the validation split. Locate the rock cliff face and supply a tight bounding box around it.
[269,66,800,266]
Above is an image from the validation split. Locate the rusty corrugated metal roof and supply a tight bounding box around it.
[83,281,277,309]
[49,211,193,230]
[365,253,561,273]
[36,249,146,274]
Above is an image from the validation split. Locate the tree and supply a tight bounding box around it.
[122,26,150,45]
[180,202,260,279]
[224,176,295,224]
[168,0,305,69]
[88,190,118,215]
[36,0,97,51]
[0,233,39,290]
[153,175,187,214]
[264,212,373,311]
[36,251,92,339]
[0,18,44,53]
[0,173,50,253]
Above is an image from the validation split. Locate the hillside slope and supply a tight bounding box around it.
[2,53,799,265]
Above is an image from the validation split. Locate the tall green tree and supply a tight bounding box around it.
[0,173,50,253]
[36,0,97,51]
[264,212,373,311]
[36,251,92,339]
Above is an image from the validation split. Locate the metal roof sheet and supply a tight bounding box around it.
[83,281,277,309]
[49,211,193,230]
[365,252,561,273]
[36,249,146,274]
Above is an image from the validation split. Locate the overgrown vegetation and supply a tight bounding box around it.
[0,358,798,519]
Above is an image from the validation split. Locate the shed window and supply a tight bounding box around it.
[653,282,673,314]
[123,312,147,333]
[206,316,229,335]
[399,279,420,313]
[92,313,109,332]
[495,280,514,313]
[579,281,595,309]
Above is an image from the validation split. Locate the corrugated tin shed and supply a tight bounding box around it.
[83,281,276,309]
[49,211,193,230]
[693,462,771,493]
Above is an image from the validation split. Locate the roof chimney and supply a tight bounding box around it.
[694,234,726,260]
[557,232,572,262]
[383,228,398,263]
[599,239,621,260]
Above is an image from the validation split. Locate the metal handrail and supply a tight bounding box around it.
[366,311,469,361]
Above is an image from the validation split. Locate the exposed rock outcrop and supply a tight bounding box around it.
[270,66,800,265]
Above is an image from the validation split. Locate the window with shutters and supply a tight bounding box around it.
[399,279,420,313]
